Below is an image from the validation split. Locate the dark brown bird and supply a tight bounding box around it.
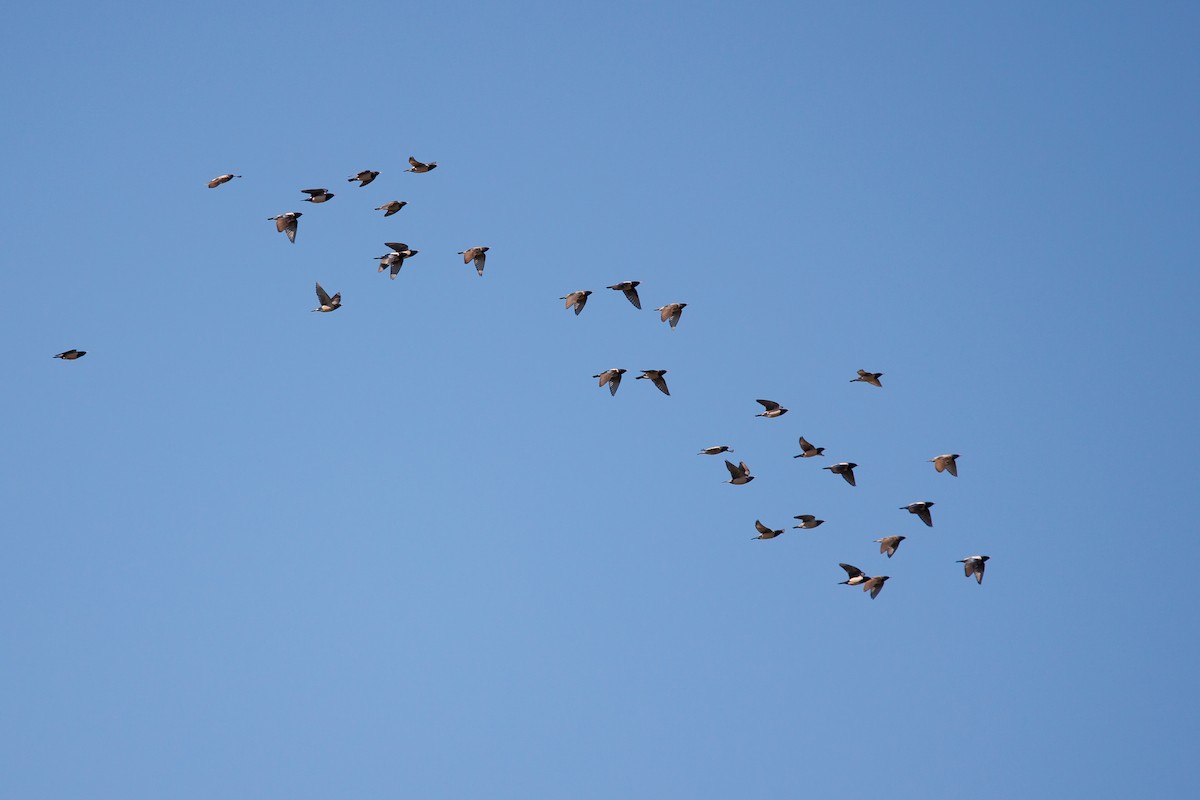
[753,520,784,540]
[724,460,754,485]
[636,369,670,396]
[861,575,890,599]
[792,515,825,529]
[698,445,733,456]
[793,436,825,458]
[823,462,858,486]
[606,281,642,309]
[405,156,437,173]
[561,291,592,315]
[376,243,418,279]
[301,188,335,203]
[958,555,990,584]
[268,212,302,243]
[312,282,341,312]
[375,200,407,217]
[349,170,380,186]
[931,454,960,477]
[459,247,489,276]
[53,349,86,360]
[875,535,906,558]
[755,399,788,418]
[838,563,870,586]
[593,368,627,396]
[207,173,241,188]
[851,369,883,387]
[901,501,935,527]
[656,302,687,328]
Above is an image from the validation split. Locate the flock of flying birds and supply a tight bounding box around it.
[51,157,991,600]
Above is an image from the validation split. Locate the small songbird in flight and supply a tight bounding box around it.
[406,156,437,173]
[724,460,754,485]
[375,200,407,217]
[931,454,960,477]
[823,462,858,486]
[874,535,906,558]
[793,436,825,458]
[752,520,784,540]
[851,369,883,387]
[958,555,990,584]
[636,369,670,396]
[792,515,825,529]
[861,575,890,599]
[592,368,627,396]
[838,564,870,586]
[698,445,734,456]
[376,243,419,279]
[606,281,642,309]
[901,501,935,527]
[207,173,241,188]
[312,282,341,312]
[53,349,87,360]
[561,291,592,315]
[268,211,303,243]
[755,399,788,418]
[656,302,687,328]
[301,188,335,203]
[458,246,489,276]
[348,170,380,186]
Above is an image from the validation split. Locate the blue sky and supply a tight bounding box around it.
[3,2,1198,797]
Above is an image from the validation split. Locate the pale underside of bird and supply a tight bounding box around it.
[793,514,824,529]
[794,436,825,458]
[53,349,86,360]
[459,246,489,276]
[656,302,687,328]
[312,282,341,312]
[851,369,884,387]
[377,242,418,279]
[269,212,302,243]
[593,368,627,396]
[861,575,890,599]
[756,399,788,418]
[561,291,592,315]
[406,156,437,173]
[698,445,733,456]
[753,520,784,540]
[931,454,961,477]
[636,369,670,395]
[606,281,642,309]
[302,188,335,203]
[824,462,858,486]
[724,460,754,485]
[901,501,935,527]
[349,170,380,186]
[875,535,906,558]
[207,173,240,188]
[838,563,869,586]
[376,200,407,216]
[958,555,990,584]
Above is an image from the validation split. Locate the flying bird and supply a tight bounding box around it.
[792,515,825,529]
[755,399,788,418]
[376,242,418,279]
[375,201,407,216]
[724,460,754,485]
[958,555,990,584]
[698,446,733,456]
[793,436,825,458]
[561,291,592,315]
[593,368,627,396]
[656,303,687,328]
[838,563,870,586]
[312,282,341,312]
[901,501,935,527]
[606,281,642,309]
[207,173,240,188]
[53,349,86,360]
[931,454,960,477]
[301,188,335,203]
[753,520,784,540]
[268,211,303,243]
[636,369,670,396]
[459,247,489,276]
[875,536,906,558]
[349,170,380,186]
[823,462,858,486]
[861,575,890,599]
[851,369,883,387]
[406,156,437,173]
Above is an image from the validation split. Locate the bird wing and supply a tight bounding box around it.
[945,459,958,477]
[795,515,815,524]
[608,372,622,395]
[839,563,864,579]
[473,252,486,276]
[917,506,933,527]
[329,292,341,306]
[668,307,681,327]
[302,188,327,196]
[725,460,742,479]
[284,218,298,242]
[842,467,857,487]
[385,242,409,253]
[651,375,670,395]
[624,287,642,309]
[757,399,779,411]
[315,283,331,305]
[755,520,771,536]
[868,579,885,599]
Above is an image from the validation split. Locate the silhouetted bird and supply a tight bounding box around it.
[376,243,418,279]
[53,350,86,360]
[698,446,733,455]
[406,156,437,173]
[875,536,906,558]
[792,515,825,529]
[958,555,990,584]
[931,454,960,477]
[268,212,302,243]
[823,462,858,486]
[861,575,890,599]
[561,291,592,315]
[301,188,335,203]
[838,564,869,586]
[656,303,687,328]
[593,368,627,396]
[901,501,935,527]
[753,520,784,540]
[755,399,788,418]
[724,460,754,485]
[636,369,670,395]
[312,282,341,312]
[349,170,380,186]
[793,436,825,458]
[851,369,883,387]
[606,281,641,309]
[459,247,489,276]
[207,173,240,188]
[375,201,407,217]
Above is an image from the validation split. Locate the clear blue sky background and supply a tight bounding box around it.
[3,2,1197,797]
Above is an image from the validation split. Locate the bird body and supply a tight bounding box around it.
[875,535,906,558]
[53,349,86,360]
[593,368,627,396]
[301,188,335,203]
[636,369,670,395]
[269,212,303,243]
[901,501,935,527]
[561,291,593,315]
[824,462,858,486]
[931,454,961,477]
[656,302,687,328]
[406,156,437,173]
[312,282,341,312]
[958,555,990,584]
[459,246,489,276]
[207,173,240,188]
[794,436,825,458]
[838,563,869,586]
[756,399,788,418]
[698,446,733,455]
[724,460,754,485]
[349,170,380,186]
[606,281,642,309]
[851,369,883,387]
